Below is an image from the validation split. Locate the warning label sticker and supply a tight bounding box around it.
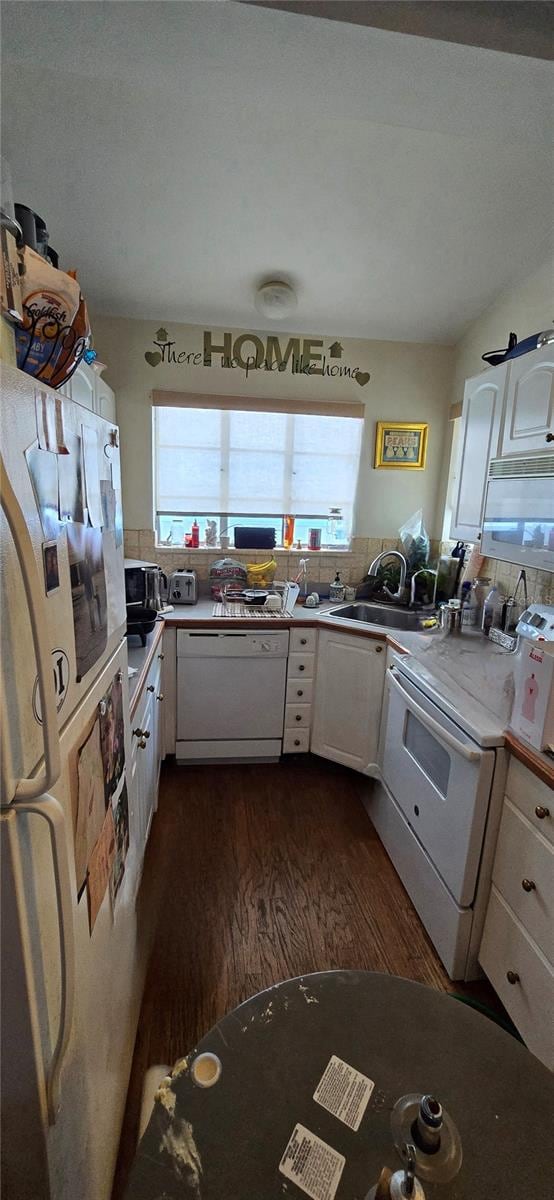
[279,1123,345,1200]
[313,1055,374,1132]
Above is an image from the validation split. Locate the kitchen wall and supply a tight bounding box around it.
[451,255,553,405]
[92,316,454,551]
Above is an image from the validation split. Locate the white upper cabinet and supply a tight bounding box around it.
[69,361,96,412]
[311,629,386,773]
[450,363,507,541]
[56,361,116,422]
[95,377,116,423]
[501,344,554,455]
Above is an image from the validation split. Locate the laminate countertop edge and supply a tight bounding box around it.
[128,621,164,719]
[503,731,554,791]
[143,612,554,788]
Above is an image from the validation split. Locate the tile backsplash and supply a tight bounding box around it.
[124,529,553,603]
[123,529,418,587]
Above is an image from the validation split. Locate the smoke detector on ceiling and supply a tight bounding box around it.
[255,279,297,320]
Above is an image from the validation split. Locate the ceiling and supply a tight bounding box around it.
[2,1,552,343]
[247,3,554,60]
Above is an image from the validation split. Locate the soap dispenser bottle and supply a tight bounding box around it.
[329,571,345,602]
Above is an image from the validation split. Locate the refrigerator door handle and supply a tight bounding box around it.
[15,796,75,1125]
[0,454,61,798]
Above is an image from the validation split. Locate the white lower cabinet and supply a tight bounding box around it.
[282,627,317,753]
[130,650,163,859]
[311,629,386,773]
[479,759,554,1070]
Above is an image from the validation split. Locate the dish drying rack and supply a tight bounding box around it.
[213,581,300,618]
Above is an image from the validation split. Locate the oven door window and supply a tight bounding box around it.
[404,710,451,797]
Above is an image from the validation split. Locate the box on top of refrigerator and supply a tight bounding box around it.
[510,638,554,753]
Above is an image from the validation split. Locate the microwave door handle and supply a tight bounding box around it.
[11,796,75,1125]
[0,456,61,798]
[388,667,482,763]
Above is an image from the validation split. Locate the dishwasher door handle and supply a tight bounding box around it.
[388,667,482,764]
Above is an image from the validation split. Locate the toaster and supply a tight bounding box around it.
[168,569,198,605]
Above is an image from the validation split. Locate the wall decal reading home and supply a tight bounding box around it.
[144,329,370,386]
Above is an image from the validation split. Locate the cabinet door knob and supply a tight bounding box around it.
[147,684,155,692]
[294,739,301,747]
[300,637,307,645]
[376,645,383,653]
[545,432,554,443]
[298,664,305,671]
[158,652,165,660]
[521,878,536,892]
[295,714,302,722]
[156,693,164,702]
[535,806,550,819]
[297,689,303,697]
[506,970,520,985]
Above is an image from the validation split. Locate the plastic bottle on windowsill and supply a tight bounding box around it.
[191,519,199,548]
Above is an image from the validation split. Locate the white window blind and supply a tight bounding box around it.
[154,405,363,532]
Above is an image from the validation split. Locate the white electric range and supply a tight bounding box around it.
[370,651,507,982]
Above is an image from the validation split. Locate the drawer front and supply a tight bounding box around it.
[286,678,313,705]
[479,886,554,1070]
[283,728,310,754]
[506,757,553,845]
[288,652,315,680]
[290,627,317,653]
[493,799,554,960]
[285,704,311,729]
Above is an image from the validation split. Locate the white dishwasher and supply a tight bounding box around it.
[176,629,290,761]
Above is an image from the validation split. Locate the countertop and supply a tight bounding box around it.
[126,602,553,787]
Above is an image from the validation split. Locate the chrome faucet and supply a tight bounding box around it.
[367,550,408,604]
[410,567,438,608]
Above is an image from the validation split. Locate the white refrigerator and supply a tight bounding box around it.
[1,365,147,1200]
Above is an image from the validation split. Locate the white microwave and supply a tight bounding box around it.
[481,455,554,570]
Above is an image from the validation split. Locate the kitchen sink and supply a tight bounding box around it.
[328,602,424,631]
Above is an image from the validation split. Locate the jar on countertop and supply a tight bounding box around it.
[329,572,345,602]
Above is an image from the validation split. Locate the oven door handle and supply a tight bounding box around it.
[388,667,482,763]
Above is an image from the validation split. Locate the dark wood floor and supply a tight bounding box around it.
[112,756,502,1199]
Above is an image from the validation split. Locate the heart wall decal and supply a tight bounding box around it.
[145,351,161,368]
[355,371,370,387]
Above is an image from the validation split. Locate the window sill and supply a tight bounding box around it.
[154,544,353,554]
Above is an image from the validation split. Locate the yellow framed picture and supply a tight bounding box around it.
[374,421,428,470]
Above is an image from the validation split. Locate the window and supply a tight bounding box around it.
[154,405,364,547]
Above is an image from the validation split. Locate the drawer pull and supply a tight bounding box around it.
[298,664,305,672]
[535,806,550,820]
[521,878,536,893]
[300,637,307,645]
[147,685,155,693]
[294,739,301,747]
[156,693,164,702]
[297,689,304,697]
[506,970,520,985]
[158,652,165,660]
[376,645,383,653]
[133,727,150,739]
[295,714,302,722]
